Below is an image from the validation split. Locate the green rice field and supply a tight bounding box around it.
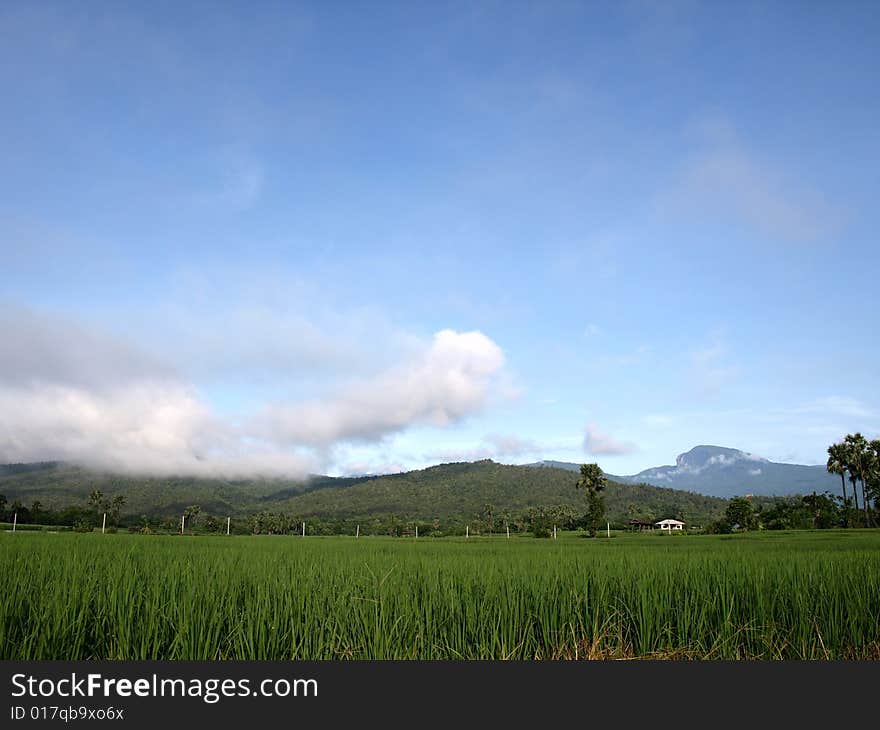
[2,530,879,660]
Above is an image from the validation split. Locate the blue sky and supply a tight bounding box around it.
[1,0,878,476]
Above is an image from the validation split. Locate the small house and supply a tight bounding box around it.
[655,518,685,531]
[628,519,654,531]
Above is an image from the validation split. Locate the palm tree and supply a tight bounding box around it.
[576,463,606,490]
[845,433,872,527]
[575,463,607,538]
[88,489,106,526]
[841,438,861,516]
[827,442,850,527]
[480,503,496,535]
[848,469,860,514]
[867,440,880,524]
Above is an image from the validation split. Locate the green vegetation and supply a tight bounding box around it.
[2,530,879,660]
[0,460,729,531]
[0,461,301,516]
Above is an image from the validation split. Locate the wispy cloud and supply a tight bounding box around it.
[583,423,637,456]
[193,153,266,211]
[550,231,621,281]
[424,433,542,464]
[642,414,674,427]
[790,396,877,420]
[689,330,739,396]
[656,117,845,242]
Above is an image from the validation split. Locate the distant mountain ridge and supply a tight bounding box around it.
[0,459,727,524]
[529,445,837,498]
[0,446,836,522]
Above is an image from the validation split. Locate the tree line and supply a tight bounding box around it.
[0,489,125,532]
[825,433,879,527]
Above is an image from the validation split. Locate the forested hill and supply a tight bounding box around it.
[270,460,727,524]
[0,462,308,516]
[0,460,727,525]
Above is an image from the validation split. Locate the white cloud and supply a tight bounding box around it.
[425,432,541,464]
[0,381,313,477]
[253,329,506,447]
[0,308,507,475]
[583,423,637,456]
[483,433,539,457]
[339,460,407,477]
[707,454,736,466]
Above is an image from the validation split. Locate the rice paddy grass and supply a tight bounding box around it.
[2,529,879,659]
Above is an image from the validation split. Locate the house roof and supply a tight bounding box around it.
[655,519,685,526]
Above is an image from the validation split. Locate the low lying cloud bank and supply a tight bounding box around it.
[0,308,507,476]
[0,381,314,477]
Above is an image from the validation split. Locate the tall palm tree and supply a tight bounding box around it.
[841,438,860,516]
[848,468,861,514]
[845,433,872,527]
[575,463,607,538]
[867,440,880,524]
[576,463,607,493]
[827,442,850,527]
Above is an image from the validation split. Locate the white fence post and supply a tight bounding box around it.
[12,513,17,533]
[226,516,231,535]
[180,514,185,534]
[102,513,106,534]
[302,521,306,537]
[415,525,418,539]
[466,525,469,538]
[356,524,360,538]
[506,524,510,539]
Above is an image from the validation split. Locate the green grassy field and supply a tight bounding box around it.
[2,530,879,660]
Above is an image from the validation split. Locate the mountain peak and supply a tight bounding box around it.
[523,445,831,498]
[674,445,765,470]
